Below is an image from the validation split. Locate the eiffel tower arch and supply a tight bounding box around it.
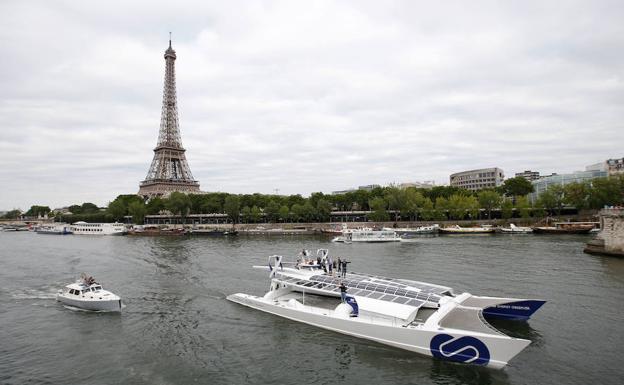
[138,38,201,199]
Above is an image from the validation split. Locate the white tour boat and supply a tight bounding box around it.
[35,223,73,235]
[384,224,440,237]
[499,224,533,234]
[332,228,400,243]
[71,222,127,235]
[228,251,546,368]
[438,225,495,234]
[56,274,122,311]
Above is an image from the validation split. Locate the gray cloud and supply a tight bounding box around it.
[1,0,623,209]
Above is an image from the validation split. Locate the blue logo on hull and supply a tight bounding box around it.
[430,334,490,365]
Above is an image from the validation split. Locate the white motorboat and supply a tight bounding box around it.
[56,274,122,311]
[36,223,73,235]
[499,224,533,234]
[384,224,440,237]
[229,253,545,368]
[71,222,127,235]
[439,225,495,234]
[332,229,400,243]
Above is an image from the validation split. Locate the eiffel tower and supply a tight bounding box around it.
[138,37,200,199]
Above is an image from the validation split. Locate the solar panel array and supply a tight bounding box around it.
[274,273,431,308]
[348,272,450,295]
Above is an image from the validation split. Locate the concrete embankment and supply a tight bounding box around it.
[584,208,624,257]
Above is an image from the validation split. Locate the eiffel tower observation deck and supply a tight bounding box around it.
[139,37,200,199]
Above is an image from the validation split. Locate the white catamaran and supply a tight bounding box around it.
[228,250,545,369]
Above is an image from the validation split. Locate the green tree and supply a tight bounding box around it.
[435,197,450,219]
[107,200,126,221]
[80,202,100,214]
[447,194,479,220]
[515,195,531,219]
[308,192,325,209]
[368,197,389,222]
[241,206,252,223]
[68,204,82,214]
[420,198,435,221]
[278,205,290,222]
[501,199,514,219]
[25,205,51,218]
[128,201,146,224]
[286,194,306,209]
[146,197,165,215]
[166,192,192,222]
[563,182,590,210]
[201,195,222,214]
[447,195,464,219]
[478,190,502,219]
[330,194,348,211]
[402,189,425,221]
[537,185,565,215]
[188,194,204,214]
[588,176,624,209]
[3,209,21,219]
[290,203,305,222]
[264,200,280,223]
[251,205,262,223]
[353,189,371,210]
[316,199,332,222]
[501,177,534,197]
[385,187,405,222]
[224,195,241,224]
[465,195,480,219]
[426,186,469,201]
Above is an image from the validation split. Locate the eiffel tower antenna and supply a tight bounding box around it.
[138,37,201,199]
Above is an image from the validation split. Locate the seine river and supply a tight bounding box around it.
[1,231,622,385]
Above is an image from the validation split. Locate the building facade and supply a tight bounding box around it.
[529,170,607,202]
[515,170,540,181]
[606,158,624,176]
[398,181,436,189]
[586,157,624,176]
[449,168,504,191]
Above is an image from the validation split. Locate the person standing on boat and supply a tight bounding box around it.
[339,282,347,303]
[341,259,350,278]
[328,255,333,276]
[337,257,342,273]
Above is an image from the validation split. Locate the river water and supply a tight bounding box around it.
[1,231,622,385]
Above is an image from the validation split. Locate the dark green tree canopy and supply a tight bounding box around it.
[501,177,534,197]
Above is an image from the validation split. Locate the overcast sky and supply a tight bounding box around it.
[1,0,623,210]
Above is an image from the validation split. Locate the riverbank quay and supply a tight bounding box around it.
[143,217,598,236]
[584,208,624,257]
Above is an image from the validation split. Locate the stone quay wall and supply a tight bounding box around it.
[585,208,624,257]
[600,208,624,253]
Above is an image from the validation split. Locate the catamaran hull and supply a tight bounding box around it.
[227,293,530,369]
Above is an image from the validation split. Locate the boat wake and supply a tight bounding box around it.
[10,288,58,300]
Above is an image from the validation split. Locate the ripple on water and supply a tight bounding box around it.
[1,232,623,385]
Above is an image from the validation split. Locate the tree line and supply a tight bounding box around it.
[7,175,623,223]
